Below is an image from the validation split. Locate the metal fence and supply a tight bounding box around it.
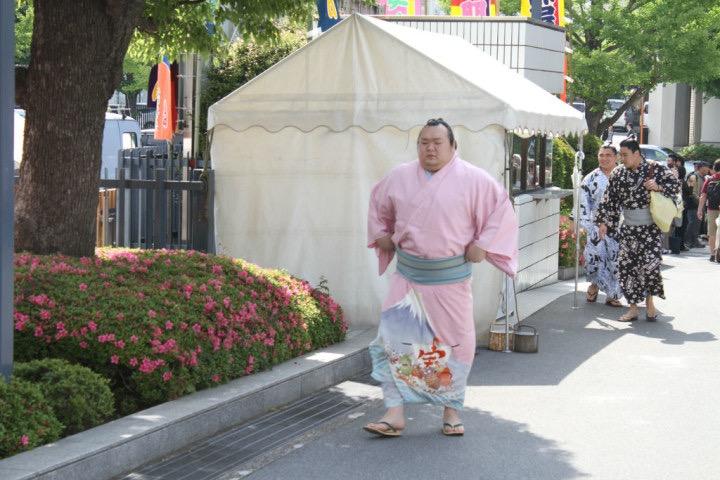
[98,146,214,252]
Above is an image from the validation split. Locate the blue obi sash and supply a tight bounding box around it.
[396,249,471,285]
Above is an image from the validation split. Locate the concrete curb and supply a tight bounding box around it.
[0,329,375,480]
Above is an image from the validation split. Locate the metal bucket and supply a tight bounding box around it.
[512,325,538,353]
[488,323,513,352]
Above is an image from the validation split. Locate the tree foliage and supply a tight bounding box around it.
[14,0,316,257]
[199,26,307,154]
[568,0,720,134]
[14,1,33,65]
[118,53,152,109]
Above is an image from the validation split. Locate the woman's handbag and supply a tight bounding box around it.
[647,163,679,233]
[650,191,677,232]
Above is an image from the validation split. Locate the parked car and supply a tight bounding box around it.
[605,98,627,132]
[13,110,141,179]
[571,101,586,113]
[640,144,694,174]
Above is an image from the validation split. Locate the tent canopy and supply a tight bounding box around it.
[208,13,587,137]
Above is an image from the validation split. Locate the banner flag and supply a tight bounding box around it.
[153,56,174,141]
[317,0,341,32]
[521,0,564,25]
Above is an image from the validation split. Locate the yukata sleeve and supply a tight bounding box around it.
[472,180,519,277]
[596,171,621,234]
[367,176,396,275]
[579,175,594,231]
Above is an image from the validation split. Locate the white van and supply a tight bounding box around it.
[13,110,141,179]
[100,112,142,179]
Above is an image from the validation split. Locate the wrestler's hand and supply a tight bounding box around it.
[598,223,607,240]
[644,179,660,192]
[375,235,395,252]
[465,244,486,263]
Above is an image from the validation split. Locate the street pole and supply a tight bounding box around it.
[0,0,16,381]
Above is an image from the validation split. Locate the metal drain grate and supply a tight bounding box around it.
[118,388,362,480]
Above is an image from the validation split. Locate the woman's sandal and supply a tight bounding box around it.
[586,286,599,303]
[363,421,403,437]
[442,422,465,436]
[605,298,623,307]
[646,311,658,322]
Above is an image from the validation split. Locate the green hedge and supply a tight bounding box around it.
[13,249,346,415]
[0,378,63,458]
[14,359,115,435]
[552,137,576,189]
[679,144,720,163]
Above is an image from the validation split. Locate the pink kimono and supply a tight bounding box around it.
[367,154,518,409]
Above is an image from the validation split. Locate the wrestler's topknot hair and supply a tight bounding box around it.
[420,118,457,148]
[619,137,640,153]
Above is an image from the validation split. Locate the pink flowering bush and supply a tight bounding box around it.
[558,215,587,268]
[13,249,347,414]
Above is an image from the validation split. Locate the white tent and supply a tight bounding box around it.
[208,14,586,338]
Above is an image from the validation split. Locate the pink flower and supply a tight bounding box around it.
[13,312,29,331]
[137,292,145,300]
[110,355,120,365]
[39,310,51,320]
[115,340,125,349]
[129,357,138,367]
[211,374,221,383]
[79,341,89,349]
[34,325,44,337]
[116,313,124,321]
[130,335,139,343]
[20,435,29,447]
[212,264,223,275]
[79,283,88,291]
[148,309,157,319]
[165,321,173,330]
[192,323,202,334]
[162,371,173,382]
[88,321,98,332]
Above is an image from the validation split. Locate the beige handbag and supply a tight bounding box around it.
[647,163,679,233]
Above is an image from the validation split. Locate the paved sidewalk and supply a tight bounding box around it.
[215,249,720,480]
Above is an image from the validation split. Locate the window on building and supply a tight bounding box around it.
[122,132,138,149]
[510,134,553,193]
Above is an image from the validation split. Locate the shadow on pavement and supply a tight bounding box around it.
[247,398,588,480]
[473,292,716,387]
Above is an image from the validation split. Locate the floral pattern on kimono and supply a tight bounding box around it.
[369,290,470,410]
[596,160,680,304]
[579,168,622,300]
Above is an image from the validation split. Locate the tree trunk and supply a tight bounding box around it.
[585,108,604,137]
[14,0,143,256]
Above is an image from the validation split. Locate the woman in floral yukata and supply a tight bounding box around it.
[596,138,680,322]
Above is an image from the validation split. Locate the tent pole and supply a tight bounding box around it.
[503,133,514,353]
[572,136,584,309]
